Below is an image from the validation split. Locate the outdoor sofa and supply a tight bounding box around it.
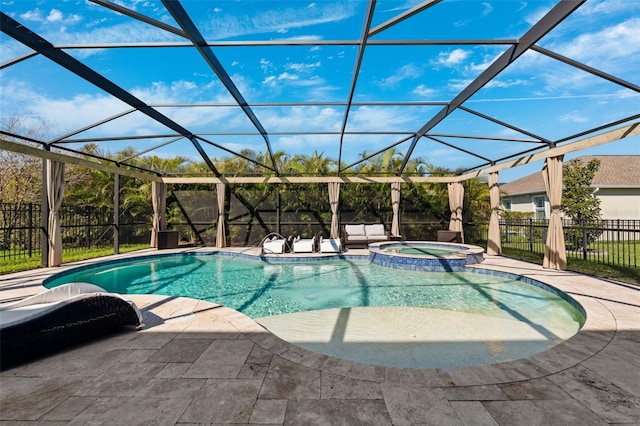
[342,223,389,249]
[0,283,143,369]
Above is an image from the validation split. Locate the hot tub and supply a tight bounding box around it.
[369,241,484,271]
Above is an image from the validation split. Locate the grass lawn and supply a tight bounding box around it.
[0,244,149,275]
[502,247,640,286]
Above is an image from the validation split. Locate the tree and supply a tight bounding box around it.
[0,115,49,205]
[561,158,602,221]
[561,158,602,249]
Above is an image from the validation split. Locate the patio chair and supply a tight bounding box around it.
[319,236,342,253]
[293,235,316,253]
[262,236,287,254]
[0,282,143,369]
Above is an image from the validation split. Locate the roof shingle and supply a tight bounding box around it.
[501,156,640,196]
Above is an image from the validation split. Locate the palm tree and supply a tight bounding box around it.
[290,150,336,175]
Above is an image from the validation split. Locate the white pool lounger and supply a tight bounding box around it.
[319,237,342,253]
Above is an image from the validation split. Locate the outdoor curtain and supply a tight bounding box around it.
[447,182,464,243]
[542,155,567,270]
[216,182,226,248]
[47,160,65,266]
[150,181,166,248]
[487,172,502,255]
[391,182,401,237]
[328,182,340,239]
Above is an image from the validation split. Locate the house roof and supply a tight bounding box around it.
[501,155,640,196]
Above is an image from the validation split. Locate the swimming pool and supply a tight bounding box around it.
[44,252,585,368]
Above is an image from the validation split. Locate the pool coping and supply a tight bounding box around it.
[0,247,620,386]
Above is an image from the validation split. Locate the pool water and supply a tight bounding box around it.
[45,253,585,368]
[45,254,583,329]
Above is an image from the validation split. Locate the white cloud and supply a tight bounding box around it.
[287,62,321,72]
[576,0,639,16]
[482,2,494,16]
[553,17,640,66]
[277,72,299,81]
[347,106,421,132]
[46,9,63,22]
[485,78,531,89]
[260,58,273,72]
[454,2,493,27]
[262,76,276,85]
[379,64,421,87]
[172,81,197,91]
[203,2,357,40]
[19,8,82,25]
[4,84,117,136]
[0,77,249,138]
[279,35,323,41]
[466,50,504,73]
[20,8,44,22]
[559,111,588,123]
[413,84,437,97]
[417,147,467,164]
[467,92,637,103]
[304,83,341,101]
[276,134,338,150]
[87,17,108,28]
[523,6,551,26]
[260,57,326,90]
[447,79,473,92]
[259,106,342,132]
[262,72,305,87]
[436,49,470,67]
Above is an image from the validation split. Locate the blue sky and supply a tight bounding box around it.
[1,0,638,182]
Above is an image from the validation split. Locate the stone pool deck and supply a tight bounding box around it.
[0,248,639,425]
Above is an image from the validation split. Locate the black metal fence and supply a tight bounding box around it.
[0,203,150,262]
[487,218,639,268]
[2,201,638,270]
[0,202,42,260]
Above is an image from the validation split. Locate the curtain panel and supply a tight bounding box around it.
[150,181,166,248]
[47,160,65,266]
[447,182,464,243]
[328,182,341,239]
[542,156,567,270]
[216,182,227,248]
[487,172,502,255]
[391,182,401,237]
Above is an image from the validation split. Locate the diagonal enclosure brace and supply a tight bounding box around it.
[0,11,221,177]
[338,0,377,172]
[397,0,586,174]
[161,0,277,174]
